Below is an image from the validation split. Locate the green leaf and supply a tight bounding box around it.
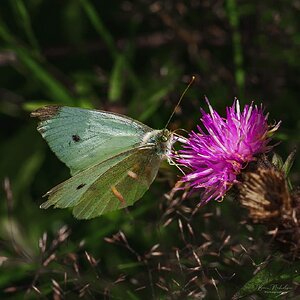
[282,148,297,176]
[108,55,126,102]
[233,257,300,299]
[271,152,283,169]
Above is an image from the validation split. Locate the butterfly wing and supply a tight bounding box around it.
[40,148,161,219]
[40,149,134,209]
[31,106,152,175]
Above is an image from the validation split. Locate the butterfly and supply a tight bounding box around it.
[31,105,174,219]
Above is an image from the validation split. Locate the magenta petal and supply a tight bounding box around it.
[174,99,280,204]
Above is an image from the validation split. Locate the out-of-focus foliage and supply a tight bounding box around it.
[0,0,299,299]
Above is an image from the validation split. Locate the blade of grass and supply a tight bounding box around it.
[79,0,116,56]
[14,47,75,104]
[0,18,15,44]
[139,82,175,122]
[0,17,74,104]
[0,125,45,200]
[10,0,41,55]
[108,54,126,102]
[226,0,245,96]
[131,63,181,122]
[79,0,140,88]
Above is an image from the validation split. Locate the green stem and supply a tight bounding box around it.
[226,0,245,96]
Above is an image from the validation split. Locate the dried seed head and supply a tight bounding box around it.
[238,157,300,258]
[238,166,291,223]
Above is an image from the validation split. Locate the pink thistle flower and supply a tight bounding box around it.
[176,98,281,204]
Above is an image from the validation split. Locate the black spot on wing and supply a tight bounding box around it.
[72,134,81,142]
[77,183,86,190]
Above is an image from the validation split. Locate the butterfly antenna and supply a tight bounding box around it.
[164,75,195,130]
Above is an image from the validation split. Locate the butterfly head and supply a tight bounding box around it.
[155,129,174,159]
[141,129,174,159]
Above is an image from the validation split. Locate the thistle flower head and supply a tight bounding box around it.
[176,98,281,204]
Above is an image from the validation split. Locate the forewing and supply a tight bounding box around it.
[72,148,162,219]
[40,150,135,209]
[31,106,152,175]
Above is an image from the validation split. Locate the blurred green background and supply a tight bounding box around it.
[1,0,300,299]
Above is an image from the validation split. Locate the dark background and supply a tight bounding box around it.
[0,0,299,298]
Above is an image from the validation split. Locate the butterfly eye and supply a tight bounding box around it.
[161,135,168,142]
[159,129,170,142]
